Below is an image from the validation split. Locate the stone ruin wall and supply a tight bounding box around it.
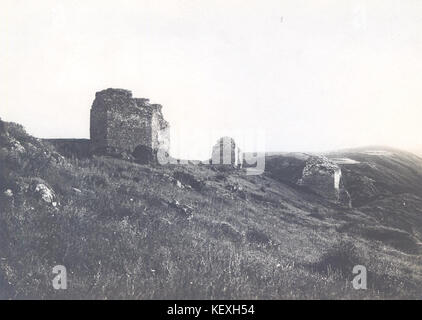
[151,104,170,153]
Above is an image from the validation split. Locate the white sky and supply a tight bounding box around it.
[1,0,422,159]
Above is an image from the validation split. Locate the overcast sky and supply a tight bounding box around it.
[1,0,422,159]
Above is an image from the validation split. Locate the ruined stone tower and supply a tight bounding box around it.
[90,88,170,158]
[211,137,242,167]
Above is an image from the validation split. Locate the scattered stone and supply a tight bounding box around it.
[72,187,82,194]
[161,217,173,225]
[168,199,194,220]
[225,182,247,200]
[9,138,25,154]
[35,183,56,205]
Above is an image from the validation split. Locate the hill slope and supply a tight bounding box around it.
[327,147,422,206]
[1,120,422,299]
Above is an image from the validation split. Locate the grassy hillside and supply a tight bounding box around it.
[1,120,422,299]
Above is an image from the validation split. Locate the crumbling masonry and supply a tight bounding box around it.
[90,88,170,156]
[46,88,170,160]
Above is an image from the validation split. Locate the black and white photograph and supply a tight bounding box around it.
[1,0,422,307]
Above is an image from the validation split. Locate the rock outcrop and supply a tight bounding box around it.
[34,183,57,206]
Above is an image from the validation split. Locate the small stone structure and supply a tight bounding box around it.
[211,137,242,167]
[0,118,5,135]
[45,139,91,158]
[297,156,350,205]
[45,88,170,161]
